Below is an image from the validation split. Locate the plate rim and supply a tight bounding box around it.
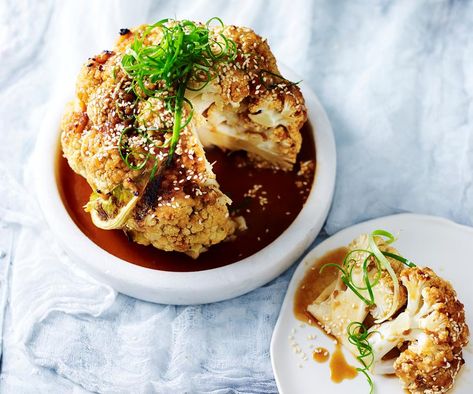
[270,212,473,393]
[32,65,337,305]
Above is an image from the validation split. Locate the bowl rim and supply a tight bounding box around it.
[33,65,337,305]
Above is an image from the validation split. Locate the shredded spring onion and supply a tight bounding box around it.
[119,18,237,177]
[347,322,380,394]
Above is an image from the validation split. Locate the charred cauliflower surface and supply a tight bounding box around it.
[307,234,469,394]
[61,21,306,258]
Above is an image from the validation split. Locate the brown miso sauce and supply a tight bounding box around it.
[294,248,358,382]
[329,343,358,383]
[57,122,316,272]
[293,247,348,325]
[312,347,330,363]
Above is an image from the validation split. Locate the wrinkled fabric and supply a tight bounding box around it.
[1,0,473,392]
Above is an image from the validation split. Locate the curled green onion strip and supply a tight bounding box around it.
[118,127,150,170]
[357,367,375,394]
[368,230,413,322]
[320,263,374,305]
[347,322,379,394]
[347,322,377,369]
[382,251,416,268]
[118,18,237,177]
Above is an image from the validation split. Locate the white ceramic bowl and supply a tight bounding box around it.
[33,66,336,305]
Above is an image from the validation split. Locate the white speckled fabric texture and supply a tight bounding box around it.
[1,0,473,392]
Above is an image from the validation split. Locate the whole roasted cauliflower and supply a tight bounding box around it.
[60,19,306,258]
[307,232,469,394]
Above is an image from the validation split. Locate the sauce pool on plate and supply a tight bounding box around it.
[294,247,348,325]
[57,122,316,272]
[294,247,359,382]
[312,347,330,363]
[329,343,358,382]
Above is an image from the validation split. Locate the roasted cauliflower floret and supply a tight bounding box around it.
[188,26,306,170]
[61,54,146,195]
[368,267,469,393]
[122,123,236,258]
[307,269,368,350]
[127,187,234,258]
[348,233,406,322]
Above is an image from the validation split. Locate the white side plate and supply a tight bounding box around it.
[32,65,337,305]
[271,213,473,393]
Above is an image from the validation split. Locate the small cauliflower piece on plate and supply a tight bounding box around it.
[369,267,469,393]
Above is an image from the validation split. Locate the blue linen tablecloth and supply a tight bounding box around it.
[1,0,473,392]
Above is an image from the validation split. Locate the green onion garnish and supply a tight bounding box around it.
[382,251,416,268]
[320,251,378,306]
[119,18,237,177]
[347,322,379,394]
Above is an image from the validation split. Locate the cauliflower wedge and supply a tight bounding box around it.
[369,267,469,393]
[307,231,469,394]
[307,233,406,350]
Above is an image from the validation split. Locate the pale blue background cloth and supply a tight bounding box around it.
[1,0,473,392]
